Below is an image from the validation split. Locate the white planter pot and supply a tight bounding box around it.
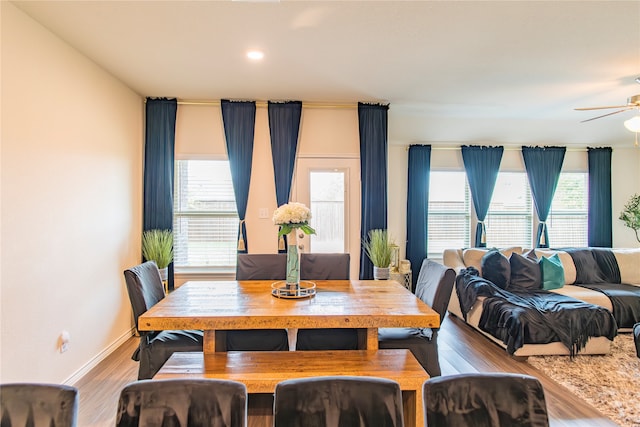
[158,267,169,281]
[373,266,390,280]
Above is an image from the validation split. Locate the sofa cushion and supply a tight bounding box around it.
[509,250,541,291]
[566,249,606,284]
[535,249,576,285]
[612,249,640,286]
[541,253,565,291]
[463,247,522,275]
[481,250,511,289]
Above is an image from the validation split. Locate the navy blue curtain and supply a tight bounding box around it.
[358,103,389,280]
[143,98,177,290]
[221,100,256,253]
[406,145,431,289]
[522,146,566,248]
[588,147,613,247]
[461,145,504,247]
[268,101,303,252]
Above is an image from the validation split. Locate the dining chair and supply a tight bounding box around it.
[232,254,290,351]
[378,259,455,376]
[116,378,247,427]
[124,261,204,379]
[273,376,404,427]
[0,383,79,427]
[296,253,359,351]
[422,373,550,427]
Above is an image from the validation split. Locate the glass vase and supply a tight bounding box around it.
[286,230,301,294]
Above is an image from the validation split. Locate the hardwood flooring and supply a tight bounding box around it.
[72,314,617,427]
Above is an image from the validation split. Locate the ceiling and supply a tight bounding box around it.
[11,0,640,147]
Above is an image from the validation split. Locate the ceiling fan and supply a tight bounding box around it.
[574,94,640,123]
[575,77,640,146]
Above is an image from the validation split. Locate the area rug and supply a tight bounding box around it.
[528,334,640,427]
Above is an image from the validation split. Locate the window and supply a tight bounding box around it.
[309,170,345,253]
[426,170,588,253]
[547,172,588,248]
[427,171,471,258]
[485,173,533,248]
[173,160,239,271]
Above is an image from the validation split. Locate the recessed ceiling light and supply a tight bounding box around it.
[247,50,264,60]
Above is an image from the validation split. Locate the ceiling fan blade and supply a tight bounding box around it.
[580,108,632,123]
[574,105,630,111]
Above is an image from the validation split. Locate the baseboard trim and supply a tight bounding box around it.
[64,328,135,386]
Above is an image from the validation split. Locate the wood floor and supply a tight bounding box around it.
[73,313,617,427]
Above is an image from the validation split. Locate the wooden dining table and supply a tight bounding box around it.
[137,279,441,354]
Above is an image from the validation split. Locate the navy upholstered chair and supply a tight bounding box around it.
[116,378,247,427]
[236,253,287,280]
[123,261,204,379]
[0,383,79,427]
[296,253,358,351]
[273,376,404,427]
[232,254,290,351]
[423,373,550,427]
[378,259,455,377]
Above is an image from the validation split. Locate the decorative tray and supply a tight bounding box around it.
[271,280,317,299]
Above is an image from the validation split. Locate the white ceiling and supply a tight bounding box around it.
[12,0,640,147]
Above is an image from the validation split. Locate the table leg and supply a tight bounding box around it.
[204,330,227,353]
[358,328,379,350]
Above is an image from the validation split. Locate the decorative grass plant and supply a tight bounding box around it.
[362,229,393,268]
[141,229,174,269]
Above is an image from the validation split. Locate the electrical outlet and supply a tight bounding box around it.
[59,330,70,353]
[258,208,269,219]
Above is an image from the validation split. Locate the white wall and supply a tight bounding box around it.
[611,147,640,248]
[1,3,143,383]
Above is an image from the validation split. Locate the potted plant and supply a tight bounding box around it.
[142,229,173,281]
[619,193,640,243]
[362,229,394,280]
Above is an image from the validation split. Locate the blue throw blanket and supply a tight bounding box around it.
[456,267,618,356]
[564,248,640,329]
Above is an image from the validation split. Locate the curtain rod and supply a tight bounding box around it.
[173,100,358,109]
[406,145,589,152]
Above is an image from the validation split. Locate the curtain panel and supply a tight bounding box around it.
[221,100,256,253]
[588,147,613,247]
[358,103,389,280]
[521,146,566,248]
[268,101,303,252]
[406,145,431,288]
[461,145,504,247]
[143,97,177,290]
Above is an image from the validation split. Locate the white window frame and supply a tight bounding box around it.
[427,171,471,258]
[173,158,239,275]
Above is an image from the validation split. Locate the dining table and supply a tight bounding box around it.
[137,279,441,354]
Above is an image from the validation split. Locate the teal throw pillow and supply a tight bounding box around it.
[541,253,565,290]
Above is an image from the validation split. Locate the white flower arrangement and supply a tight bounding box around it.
[273,202,316,237]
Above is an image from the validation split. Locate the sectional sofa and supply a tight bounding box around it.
[443,247,640,357]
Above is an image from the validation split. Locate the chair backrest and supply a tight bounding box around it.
[423,373,549,427]
[300,253,350,280]
[236,254,287,280]
[274,376,404,427]
[0,383,79,427]
[123,261,165,330]
[116,378,247,427]
[414,259,456,326]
